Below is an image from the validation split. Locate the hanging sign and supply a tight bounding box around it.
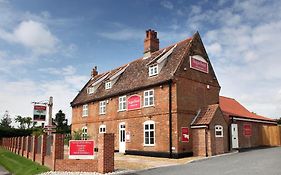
[127,95,141,110]
[181,127,189,142]
[243,124,252,137]
[190,55,209,74]
[33,105,47,121]
[69,140,95,159]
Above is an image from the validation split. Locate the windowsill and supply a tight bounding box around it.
[215,136,223,138]
[144,144,155,147]
[99,113,106,115]
[143,104,155,108]
[118,109,127,112]
[82,116,88,118]
[149,74,158,77]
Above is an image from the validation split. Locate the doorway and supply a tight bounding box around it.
[231,124,239,149]
[119,122,126,153]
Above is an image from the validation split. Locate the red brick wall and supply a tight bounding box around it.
[56,159,98,172]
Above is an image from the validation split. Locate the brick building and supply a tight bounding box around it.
[71,29,228,158]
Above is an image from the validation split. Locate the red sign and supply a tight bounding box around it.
[181,127,189,142]
[69,140,95,159]
[34,105,46,110]
[33,105,47,121]
[243,124,252,137]
[127,95,141,110]
[190,55,209,74]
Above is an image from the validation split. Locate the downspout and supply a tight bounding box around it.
[168,79,173,158]
[205,126,209,157]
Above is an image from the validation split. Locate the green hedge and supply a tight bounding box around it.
[0,128,33,138]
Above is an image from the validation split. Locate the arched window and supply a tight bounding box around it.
[215,125,223,137]
[82,126,88,140]
[99,124,106,133]
[143,120,155,146]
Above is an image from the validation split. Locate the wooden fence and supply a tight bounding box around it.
[262,125,281,146]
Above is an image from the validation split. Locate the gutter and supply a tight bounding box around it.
[168,79,173,158]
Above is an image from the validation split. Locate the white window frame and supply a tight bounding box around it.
[99,124,106,133]
[82,126,88,140]
[118,96,126,111]
[82,104,88,117]
[215,125,223,138]
[143,120,155,146]
[105,81,112,90]
[87,86,95,94]
[149,64,158,76]
[143,89,154,107]
[99,101,106,115]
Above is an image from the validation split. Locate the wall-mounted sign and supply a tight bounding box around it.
[181,127,189,142]
[127,95,141,110]
[69,140,95,159]
[33,105,47,121]
[243,124,252,137]
[190,55,209,74]
[126,131,131,142]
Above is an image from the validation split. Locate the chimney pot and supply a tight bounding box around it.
[91,66,98,77]
[144,29,159,57]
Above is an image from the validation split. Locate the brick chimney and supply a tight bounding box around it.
[144,29,159,57]
[91,66,98,77]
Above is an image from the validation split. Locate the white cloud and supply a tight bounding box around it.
[98,28,143,41]
[161,1,174,10]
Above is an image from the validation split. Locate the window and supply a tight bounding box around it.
[215,125,223,137]
[144,89,154,107]
[82,126,88,140]
[82,104,88,117]
[144,121,155,146]
[99,101,106,114]
[87,87,95,94]
[118,96,126,111]
[99,125,106,133]
[105,81,112,90]
[149,65,158,76]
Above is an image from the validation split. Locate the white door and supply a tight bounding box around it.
[231,124,239,149]
[119,123,126,153]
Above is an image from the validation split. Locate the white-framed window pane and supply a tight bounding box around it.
[105,81,112,90]
[82,104,88,117]
[99,101,106,114]
[99,125,106,133]
[215,125,223,137]
[144,90,154,107]
[144,121,155,146]
[118,96,126,111]
[82,127,88,140]
[149,65,158,76]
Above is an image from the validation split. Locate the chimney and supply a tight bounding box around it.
[91,66,98,77]
[144,29,159,57]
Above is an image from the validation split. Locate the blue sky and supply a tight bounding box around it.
[0,0,281,125]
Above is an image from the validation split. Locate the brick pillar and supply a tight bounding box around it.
[14,137,18,153]
[32,136,38,161]
[52,134,64,170]
[26,136,31,158]
[41,134,47,165]
[21,137,26,156]
[17,137,21,154]
[98,133,114,174]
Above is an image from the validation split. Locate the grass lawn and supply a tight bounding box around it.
[0,148,50,175]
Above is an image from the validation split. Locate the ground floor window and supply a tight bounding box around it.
[144,120,155,146]
[82,126,88,140]
[215,125,223,137]
[99,124,106,133]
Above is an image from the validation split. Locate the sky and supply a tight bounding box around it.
[0,0,281,126]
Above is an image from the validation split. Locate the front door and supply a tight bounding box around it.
[231,124,239,149]
[119,122,126,153]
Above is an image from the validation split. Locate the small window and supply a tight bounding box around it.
[144,121,155,146]
[82,104,88,117]
[105,81,112,90]
[144,89,154,107]
[99,101,106,114]
[149,65,158,76]
[118,96,126,111]
[87,87,95,94]
[99,125,106,133]
[82,126,88,140]
[215,125,223,137]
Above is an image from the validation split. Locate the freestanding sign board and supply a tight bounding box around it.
[127,95,141,110]
[243,124,252,137]
[181,127,189,142]
[190,55,209,74]
[69,140,95,159]
[33,105,47,121]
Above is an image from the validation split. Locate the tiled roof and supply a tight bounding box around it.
[219,96,275,122]
[71,37,193,106]
[191,104,220,126]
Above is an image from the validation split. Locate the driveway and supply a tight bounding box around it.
[123,147,281,175]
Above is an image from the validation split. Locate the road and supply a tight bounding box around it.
[0,165,10,175]
[124,147,281,175]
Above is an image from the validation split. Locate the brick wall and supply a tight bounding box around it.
[192,128,207,156]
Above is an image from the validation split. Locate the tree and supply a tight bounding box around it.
[15,115,26,129]
[277,117,281,125]
[25,117,33,129]
[54,110,70,134]
[0,110,12,128]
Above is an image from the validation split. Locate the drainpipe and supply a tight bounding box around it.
[168,80,172,158]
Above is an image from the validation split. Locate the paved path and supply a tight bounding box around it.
[124,147,281,175]
[0,165,10,175]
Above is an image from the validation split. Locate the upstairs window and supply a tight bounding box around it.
[82,126,88,140]
[87,87,95,94]
[82,104,88,117]
[144,121,155,146]
[118,96,126,111]
[144,89,154,107]
[149,65,158,76]
[215,125,223,137]
[105,81,112,90]
[99,101,106,115]
[99,125,106,133]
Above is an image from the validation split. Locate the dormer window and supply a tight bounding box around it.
[105,81,112,90]
[149,65,158,77]
[87,87,95,94]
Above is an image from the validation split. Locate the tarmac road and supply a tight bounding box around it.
[124,147,281,175]
[0,165,10,175]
